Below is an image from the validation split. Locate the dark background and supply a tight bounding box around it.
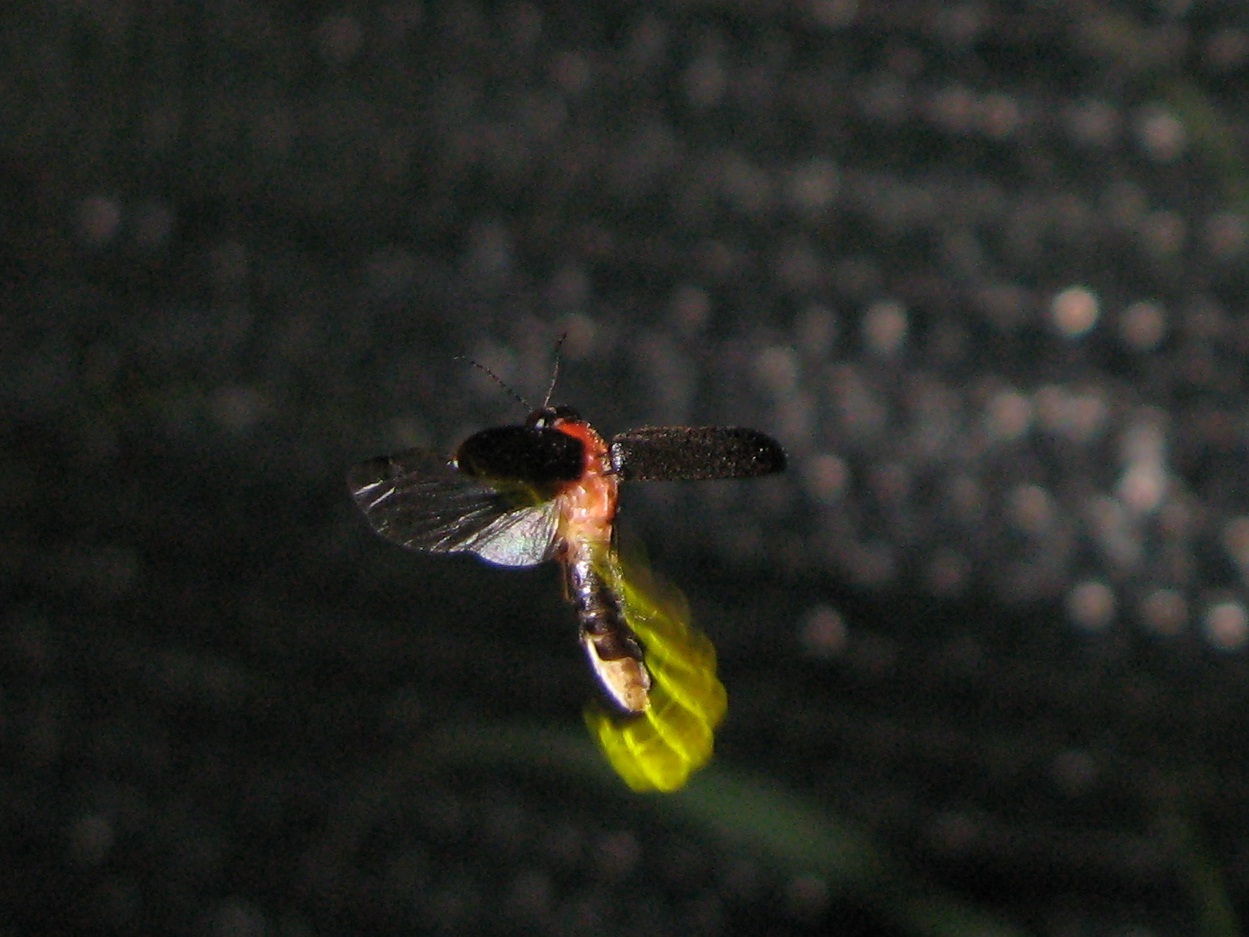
[4,2,1249,935]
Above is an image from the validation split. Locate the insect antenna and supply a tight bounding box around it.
[455,354,532,411]
[540,332,568,409]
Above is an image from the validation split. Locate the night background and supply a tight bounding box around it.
[4,2,1249,935]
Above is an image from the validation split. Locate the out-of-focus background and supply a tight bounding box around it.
[5,2,1249,935]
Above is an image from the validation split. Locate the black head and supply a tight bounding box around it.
[456,409,586,485]
[527,405,581,429]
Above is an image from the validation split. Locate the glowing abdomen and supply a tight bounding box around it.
[553,418,651,714]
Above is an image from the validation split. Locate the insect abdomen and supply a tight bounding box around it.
[566,551,651,714]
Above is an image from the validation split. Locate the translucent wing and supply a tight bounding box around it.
[583,554,727,792]
[609,426,786,481]
[347,448,561,568]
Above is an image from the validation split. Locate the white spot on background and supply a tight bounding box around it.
[1136,105,1187,163]
[1067,580,1116,632]
[1118,413,1170,514]
[1206,211,1249,260]
[1119,300,1166,352]
[753,345,800,396]
[799,604,848,658]
[785,157,840,216]
[986,388,1032,442]
[1203,600,1249,651]
[1050,286,1099,338]
[862,299,908,356]
[802,453,848,505]
[1008,483,1055,535]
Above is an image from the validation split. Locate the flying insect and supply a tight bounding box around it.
[347,365,785,790]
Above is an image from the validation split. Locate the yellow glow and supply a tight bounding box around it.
[583,555,727,793]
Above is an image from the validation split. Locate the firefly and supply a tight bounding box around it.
[347,359,785,790]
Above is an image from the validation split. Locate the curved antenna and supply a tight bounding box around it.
[454,354,532,411]
[541,332,568,408]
